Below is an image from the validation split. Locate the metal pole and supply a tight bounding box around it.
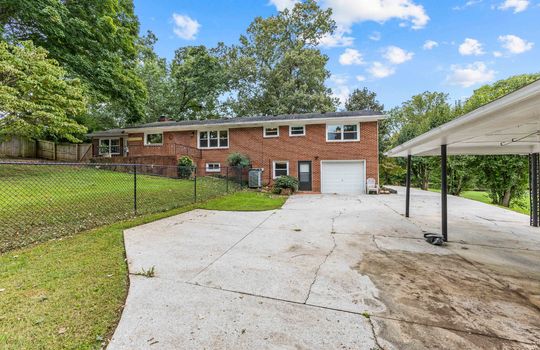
[133,164,137,215]
[226,167,229,193]
[193,167,197,203]
[405,154,411,218]
[530,153,539,227]
[441,145,448,241]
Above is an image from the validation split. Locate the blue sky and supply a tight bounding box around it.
[133,0,539,109]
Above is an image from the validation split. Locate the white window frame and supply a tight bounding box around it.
[205,163,221,173]
[197,129,229,149]
[98,138,120,155]
[289,125,305,137]
[272,160,289,179]
[144,132,163,146]
[326,123,360,142]
[263,126,280,138]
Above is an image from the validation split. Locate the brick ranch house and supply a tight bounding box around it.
[88,111,385,194]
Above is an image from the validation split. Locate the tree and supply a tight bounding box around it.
[461,74,540,207]
[136,31,173,123]
[1,0,146,125]
[169,45,227,120]
[345,88,384,112]
[0,41,87,142]
[224,0,338,116]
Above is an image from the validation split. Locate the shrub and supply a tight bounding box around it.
[227,152,250,168]
[272,175,299,194]
[177,156,194,179]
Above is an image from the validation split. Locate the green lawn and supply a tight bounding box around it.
[0,164,235,252]
[428,188,530,215]
[0,191,285,350]
[198,191,287,211]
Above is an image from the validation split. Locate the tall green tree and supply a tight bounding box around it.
[462,74,540,207]
[224,0,337,116]
[136,31,173,123]
[0,41,87,142]
[169,45,227,120]
[1,0,146,125]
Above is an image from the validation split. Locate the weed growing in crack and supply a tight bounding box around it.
[134,266,155,278]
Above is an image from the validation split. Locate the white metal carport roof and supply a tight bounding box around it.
[386,79,540,157]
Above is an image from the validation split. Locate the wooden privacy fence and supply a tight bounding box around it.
[0,136,92,162]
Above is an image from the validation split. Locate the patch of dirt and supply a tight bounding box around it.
[356,251,540,348]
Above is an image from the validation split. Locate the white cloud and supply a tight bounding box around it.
[339,48,365,65]
[319,31,355,48]
[268,0,298,11]
[423,40,439,50]
[447,62,495,87]
[458,38,485,56]
[172,13,200,40]
[368,62,396,78]
[321,0,430,30]
[369,31,382,41]
[329,75,351,105]
[356,75,366,82]
[453,0,483,10]
[493,51,503,57]
[498,34,534,54]
[382,46,414,64]
[498,0,529,13]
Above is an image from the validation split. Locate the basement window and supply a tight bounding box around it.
[273,161,289,179]
[205,163,221,173]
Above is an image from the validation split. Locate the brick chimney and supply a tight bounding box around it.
[158,115,171,122]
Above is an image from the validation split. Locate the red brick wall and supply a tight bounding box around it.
[120,122,379,192]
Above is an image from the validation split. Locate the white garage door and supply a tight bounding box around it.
[321,161,365,194]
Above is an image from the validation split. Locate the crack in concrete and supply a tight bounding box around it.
[189,211,276,281]
[182,280,537,346]
[303,211,343,304]
[366,316,383,349]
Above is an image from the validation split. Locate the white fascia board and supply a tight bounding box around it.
[126,114,387,134]
[386,79,540,157]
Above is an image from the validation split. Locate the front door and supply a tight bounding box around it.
[298,161,312,191]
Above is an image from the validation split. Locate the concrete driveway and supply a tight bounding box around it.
[108,189,540,349]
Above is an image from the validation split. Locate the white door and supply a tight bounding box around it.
[321,161,365,194]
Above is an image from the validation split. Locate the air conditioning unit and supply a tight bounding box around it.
[248,168,263,188]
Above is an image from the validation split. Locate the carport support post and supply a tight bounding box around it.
[405,154,411,218]
[530,153,539,227]
[441,144,448,241]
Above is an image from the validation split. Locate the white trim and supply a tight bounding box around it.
[205,162,221,173]
[320,160,367,194]
[197,129,229,150]
[125,115,386,134]
[98,138,121,155]
[326,123,360,142]
[143,132,163,146]
[263,126,280,138]
[272,160,289,179]
[289,125,306,137]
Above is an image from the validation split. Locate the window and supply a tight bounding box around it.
[289,125,305,136]
[264,127,279,138]
[273,161,289,179]
[326,124,359,142]
[99,138,120,155]
[198,130,228,149]
[144,133,163,146]
[205,163,221,173]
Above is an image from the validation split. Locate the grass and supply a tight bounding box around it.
[428,188,530,215]
[0,164,235,252]
[198,191,287,211]
[0,191,285,349]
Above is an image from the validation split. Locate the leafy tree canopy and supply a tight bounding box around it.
[0,41,87,142]
[224,0,338,116]
[1,0,146,125]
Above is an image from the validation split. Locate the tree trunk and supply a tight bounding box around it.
[502,188,512,207]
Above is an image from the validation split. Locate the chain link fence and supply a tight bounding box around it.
[0,161,247,252]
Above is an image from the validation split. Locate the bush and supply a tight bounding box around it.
[272,175,299,194]
[227,152,250,168]
[177,156,194,179]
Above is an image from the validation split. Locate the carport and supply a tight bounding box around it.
[386,79,540,242]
